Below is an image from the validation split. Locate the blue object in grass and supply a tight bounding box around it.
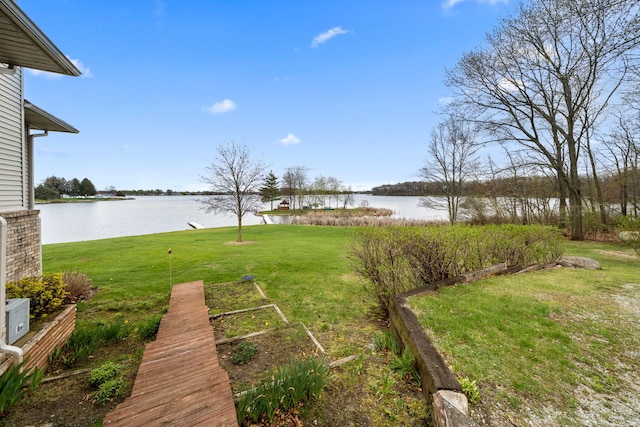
[241,275,254,282]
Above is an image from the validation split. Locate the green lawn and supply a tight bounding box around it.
[43,224,367,328]
[409,240,640,425]
[41,225,640,425]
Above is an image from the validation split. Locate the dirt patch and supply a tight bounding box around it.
[224,241,256,245]
[217,324,321,391]
[595,249,638,260]
[0,338,143,427]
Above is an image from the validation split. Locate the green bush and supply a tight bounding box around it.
[0,360,43,417]
[349,225,564,317]
[617,215,640,256]
[88,362,121,388]
[236,357,328,424]
[230,341,258,365]
[6,273,68,319]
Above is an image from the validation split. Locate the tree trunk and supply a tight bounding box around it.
[237,214,243,242]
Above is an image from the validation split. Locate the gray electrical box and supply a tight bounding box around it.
[6,298,29,345]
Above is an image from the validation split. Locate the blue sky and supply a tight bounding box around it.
[22,0,516,192]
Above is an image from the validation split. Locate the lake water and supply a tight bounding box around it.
[38,194,448,244]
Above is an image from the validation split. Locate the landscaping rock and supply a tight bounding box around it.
[432,390,477,427]
[619,231,640,243]
[558,256,600,270]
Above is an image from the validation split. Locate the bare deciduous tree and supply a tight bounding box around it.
[446,0,640,239]
[200,142,265,242]
[419,115,480,225]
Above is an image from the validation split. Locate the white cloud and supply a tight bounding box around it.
[206,99,236,114]
[438,96,453,105]
[278,133,301,146]
[443,0,508,10]
[310,27,350,48]
[28,57,92,79]
[70,58,93,77]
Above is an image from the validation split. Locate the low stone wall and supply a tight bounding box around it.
[388,263,520,427]
[0,304,76,375]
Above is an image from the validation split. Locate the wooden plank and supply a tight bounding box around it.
[103,281,238,426]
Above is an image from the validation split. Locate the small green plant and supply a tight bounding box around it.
[236,357,328,424]
[459,376,480,404]
[138,314,162,339]
[0,361,43,416]
[90,378,126,405]
[88,362,121,388]
[96,318,133,343]
[373,330,400,354]
[370,371,397,400]
[390,348,420,385]
[6,273,68,319]
[61,328,101,367]
[230,341,258,365]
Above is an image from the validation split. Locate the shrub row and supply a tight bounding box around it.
[6,273,67,320]
[349,224,564,317]
[6,272,94,320]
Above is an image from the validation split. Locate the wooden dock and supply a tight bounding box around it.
[103,281,238,427]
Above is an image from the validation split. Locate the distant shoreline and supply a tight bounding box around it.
[35,197,135,204]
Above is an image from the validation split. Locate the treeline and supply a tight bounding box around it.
[373,173,640,213]
[258,168,355,211]
[35,176,97,200]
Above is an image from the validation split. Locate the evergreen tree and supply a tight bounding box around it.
[69,178,82,196]
[80,178,97,196]
[259,171,281,210]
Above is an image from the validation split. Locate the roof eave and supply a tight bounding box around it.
[24,100,79,134]
[0,0,81,76]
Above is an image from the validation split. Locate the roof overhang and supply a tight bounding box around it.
[24,100,79,133]
[0,0,81,76]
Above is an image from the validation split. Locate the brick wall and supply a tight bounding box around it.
[1,210,41,282]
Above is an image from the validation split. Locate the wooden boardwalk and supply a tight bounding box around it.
[103,281,238,427]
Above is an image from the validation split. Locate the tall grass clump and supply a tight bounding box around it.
[349,225,563,317]
[55,319,134,368]
[236,357,328,424]
[62,271,94,304]
[0,360,43,417]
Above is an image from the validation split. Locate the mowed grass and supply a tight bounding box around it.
[43,224,368,328]
[409,240,640,424]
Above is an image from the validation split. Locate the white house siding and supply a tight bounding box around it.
[0,66,25,212]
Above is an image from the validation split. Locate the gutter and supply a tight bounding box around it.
[27,130,48,210]
[0,216,24,364]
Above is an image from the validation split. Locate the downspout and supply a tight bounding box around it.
[28,130,48,210]
[0,217,24,364]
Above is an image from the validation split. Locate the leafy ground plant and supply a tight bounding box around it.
[0,361,43,417]
[230,341,259,365]
[88,362,121,387]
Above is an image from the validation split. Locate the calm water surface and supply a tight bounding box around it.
[38,195,447,244]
